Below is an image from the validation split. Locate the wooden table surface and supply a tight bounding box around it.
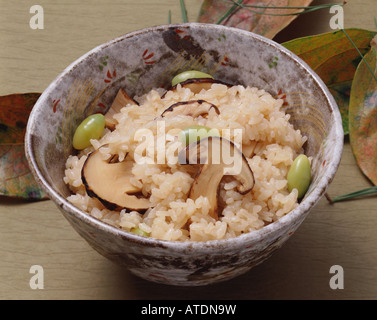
[1,0,376,300]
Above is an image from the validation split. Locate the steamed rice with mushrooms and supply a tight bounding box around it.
[64,81,306,241]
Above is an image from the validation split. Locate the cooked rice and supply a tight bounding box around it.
[63,83,306,241]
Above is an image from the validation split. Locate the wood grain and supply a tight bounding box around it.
[1,0,376,300]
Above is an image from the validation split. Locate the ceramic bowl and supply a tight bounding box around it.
[25,23,343,286]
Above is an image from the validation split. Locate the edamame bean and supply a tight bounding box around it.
[72,113,105,150]
[130,227,150,237]
[171,70,214,86]
[179,125,220,146]
[287,154,311,199]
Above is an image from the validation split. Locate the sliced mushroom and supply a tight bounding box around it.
[161,78,232,98]
[179,136,254,220]
[161,99,220,118]
[104,88,138,130]
[242,140,257,158]
[82,147,151,212]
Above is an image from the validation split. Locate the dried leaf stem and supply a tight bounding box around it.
[180,0,188,23]
[168,0,187,23]
[341,28,377,82]
[326,186,377,203]
[216,0,243,24]
[222,0,345,17]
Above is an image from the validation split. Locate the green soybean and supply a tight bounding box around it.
[171,70,214,86]
[179,125,220,146]
[287,154,311,199]
[130,227,150,237]
[72,113,105,150]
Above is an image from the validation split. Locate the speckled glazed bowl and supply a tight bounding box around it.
[25,23,343,286]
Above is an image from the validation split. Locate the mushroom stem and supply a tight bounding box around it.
[179,137,255,220]
[189,165,225,220]
[104,88,138,130]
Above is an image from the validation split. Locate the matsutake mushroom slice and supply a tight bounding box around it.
[104,88,138,130]
[81,147,151,212]
[161,78,232,98]
[179,136,254,220]
[161,100,220,118]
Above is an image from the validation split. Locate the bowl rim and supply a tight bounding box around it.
[25,22,344,250]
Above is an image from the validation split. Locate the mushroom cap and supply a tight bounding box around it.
[161,99,220,118]
[161,78,232,98]
[82,147,151,212]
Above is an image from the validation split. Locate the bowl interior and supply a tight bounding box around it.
[26,23,343,237]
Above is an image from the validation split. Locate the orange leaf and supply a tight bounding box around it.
[349,36,377,185]
[0,93,41,145]
[198,0,313,39]
[0,93,47,199]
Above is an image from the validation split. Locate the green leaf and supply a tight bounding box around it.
[180,0,188,23]
[283,29,377,135]
[349,36,377,185]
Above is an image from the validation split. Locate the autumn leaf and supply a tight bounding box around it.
[283,29,377,134]
[0,145,47,199]
[0,93,40,144]
[0,93,47,199]
[349,36,377,185]
[198,0,313,39]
